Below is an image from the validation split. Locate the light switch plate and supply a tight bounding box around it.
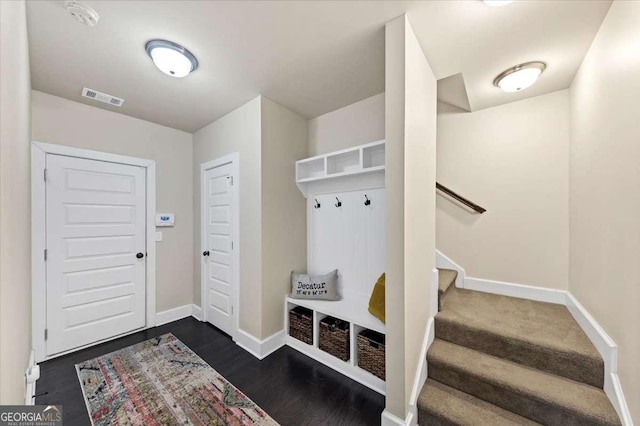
[155,231,163,242]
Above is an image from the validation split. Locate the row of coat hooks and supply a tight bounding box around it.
[313,195,372,209]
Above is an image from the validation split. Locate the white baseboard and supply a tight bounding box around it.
[430,268,439,317]
[406,268,438,426]
[25,349,36,405]
[565,293,632,426]
[407,317,433,425]
[156,304,204,325]
[156,304,194,326]
[235,329,285,360]
[565,293,617,373]
[382,409,413,426]
[607,373,634,426]
[435,249,465,288]
[165,305,283,361]
[260,330,286,358]
[464,277,566,305]
[191,304,203,321]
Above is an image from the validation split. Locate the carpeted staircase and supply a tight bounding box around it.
[418,269,621,425]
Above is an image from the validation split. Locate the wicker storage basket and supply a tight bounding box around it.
[289,306,313,345]
[319,316,350,361]
[358,329,385,380]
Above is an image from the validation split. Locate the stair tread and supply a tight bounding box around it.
[437,287,600,366]
[438,268,457,294]
[418,379,539,426]
[428,339,620,425]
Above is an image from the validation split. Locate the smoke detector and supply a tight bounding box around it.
[64,1,100,27]
[81,87,125,107]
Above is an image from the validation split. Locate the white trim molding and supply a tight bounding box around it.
[429,267,439,318]
[191,304,203,321]
[407,268,439,426]
[435,249,465,288]
[464,277,566,305]
[565,294,633,426]
[381,410,413,426]
[155,304,203,325]
[236,329,286,360]
[24,349,36,405]
[31,142,157,362]
[200,153,240,341]
[565,294,617,373]
[407,317,434,426]
[607,375,634,426]
[156,305,194,326]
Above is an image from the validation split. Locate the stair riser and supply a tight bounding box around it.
[418,407,536,426]
[428,360,610,426]
[435,318,604,388]
[437,269,457,313]
[417,409,455,426]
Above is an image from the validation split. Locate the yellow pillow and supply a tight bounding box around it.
[368,273,385,323]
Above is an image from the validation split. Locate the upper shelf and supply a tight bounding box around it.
[296,140,385,197]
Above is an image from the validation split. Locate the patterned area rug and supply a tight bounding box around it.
[76,333,279,426]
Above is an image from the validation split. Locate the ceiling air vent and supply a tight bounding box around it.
[81,87,125,107]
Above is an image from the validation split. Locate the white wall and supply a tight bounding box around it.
[31,91,194,313]
[385,15,437,421]
[402,15,437,420]
[569,1,640,422]
[193,96,307,340]
[308,93,385,156]
[437,90,570,289]
[260,97,308,337]
[308,88,571,292]
[0,0,32,404]
[193,97,263,337]
[385,17,406,418]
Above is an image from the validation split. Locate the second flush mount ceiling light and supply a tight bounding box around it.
[493,62,547,92]
[145,40,198,78]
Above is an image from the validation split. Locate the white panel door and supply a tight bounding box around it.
[203,163,235,336]
[46,154,146,356]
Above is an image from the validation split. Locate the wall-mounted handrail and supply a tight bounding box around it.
[436,182,486,214]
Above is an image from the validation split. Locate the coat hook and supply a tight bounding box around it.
[335,197,342,208]
[364,195,371,206]
[314,198,321,209]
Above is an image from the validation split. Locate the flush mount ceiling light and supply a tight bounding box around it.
[145,40,198,78]
[493,61,546,92]
[483,0,514,6]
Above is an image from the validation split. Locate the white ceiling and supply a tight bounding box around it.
[26,0,612,132]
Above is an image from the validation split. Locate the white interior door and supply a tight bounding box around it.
[203,162,235,336]
[45,154,147,356]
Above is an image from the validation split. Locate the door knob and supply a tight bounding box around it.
[203,251,210,257]
[136,252,144,259]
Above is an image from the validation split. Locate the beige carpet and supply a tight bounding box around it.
[418,273,621,425]
[437,269,457,311]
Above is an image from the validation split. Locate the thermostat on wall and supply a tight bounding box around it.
[156,213,175,227]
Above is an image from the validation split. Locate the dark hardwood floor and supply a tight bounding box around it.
[36,317,384,425]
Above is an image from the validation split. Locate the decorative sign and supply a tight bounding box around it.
[294,281,328,297]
